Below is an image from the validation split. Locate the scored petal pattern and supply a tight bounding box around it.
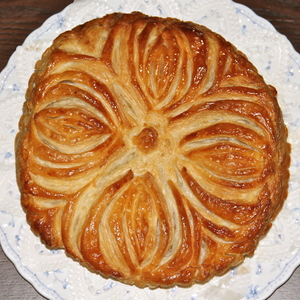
[16,12,290,287]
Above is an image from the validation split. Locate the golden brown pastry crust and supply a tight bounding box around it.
[15,12,290,288]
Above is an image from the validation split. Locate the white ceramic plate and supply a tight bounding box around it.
[1,0,300,299]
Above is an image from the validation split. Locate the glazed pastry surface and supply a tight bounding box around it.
[16,12,290,288]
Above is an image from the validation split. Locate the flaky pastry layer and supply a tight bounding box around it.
[15,12,290,288]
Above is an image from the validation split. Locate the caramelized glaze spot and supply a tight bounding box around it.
[133,126,158,153]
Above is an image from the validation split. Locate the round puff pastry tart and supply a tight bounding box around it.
[16,12,290,288]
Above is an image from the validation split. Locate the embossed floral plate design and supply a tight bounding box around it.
[1,0,300,299]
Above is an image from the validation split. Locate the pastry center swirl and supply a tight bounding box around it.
[133,127,158,153]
